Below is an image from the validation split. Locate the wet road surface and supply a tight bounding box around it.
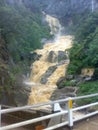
[73,115,98,130]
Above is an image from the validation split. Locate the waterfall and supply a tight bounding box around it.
[28,35,73,104]
[27,14,73,105]
[44,13,63,38]
[91,0,94,12]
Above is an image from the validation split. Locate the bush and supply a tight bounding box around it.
[67,12,98,75]
[77,81,98,105]
[0,2,51,63]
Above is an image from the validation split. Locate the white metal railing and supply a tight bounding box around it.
[0,93,98,130]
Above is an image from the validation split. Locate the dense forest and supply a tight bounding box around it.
[0,0,50,63]
[65,11,98,102]
[68,12,98,76]
[0,0,51,105]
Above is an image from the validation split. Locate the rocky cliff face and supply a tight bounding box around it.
[5,0,98,32]
[0,37,9,86]
[5,0,98,16]
[0,37,15,105]
[34,0,98,29]
[32,0,98,16]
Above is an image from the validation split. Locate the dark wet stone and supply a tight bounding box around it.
[47,51,58,63]
[40,65,57,84]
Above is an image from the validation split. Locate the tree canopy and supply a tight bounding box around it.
[0,1,50,62]
[68,12,98,75]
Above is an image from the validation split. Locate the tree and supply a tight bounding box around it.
[68,12,98,75]
[0,1,50,62]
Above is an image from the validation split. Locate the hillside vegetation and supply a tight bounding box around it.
[68,12,98,77]
[0,0,51,105]
[0,0,50,63]
[65,12,98,103]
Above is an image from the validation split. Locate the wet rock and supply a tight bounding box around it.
[74,75,90,85]
[56,77,66,89]
[92,68,98,80]
[60,87,77,93]
[57,59,69,66]
[58,51,68,62]
[40,65,57,84]
[14,84,32,106]
[65,93,76,97]
[13,75,32,106]
[14,89,29,106]
[51,87,78,100]
[70,79,77,86]
[83,76,92,81]
[0,37,16,106]
[23,85,32,93]
[8,0,98,17]
[30,52,42,63]
[66,75,74,80]
[47,51,58,63]
[40,78,48,85]
[66,75,93,86]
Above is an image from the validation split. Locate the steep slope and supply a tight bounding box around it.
[32,0,98,35]
[67,12,98,76]
[0,0,51,106]
[0,0,50,63]
[0,37,15,105]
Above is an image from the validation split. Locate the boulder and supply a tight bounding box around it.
[40,65,57,84]
[58,51,68,62]
[14,89,28,106]
[66,75,74,80]
[56,77,66,88]
[92,68,98,80]
[47,51,58,63]
[50,87,78,101]
[30,52,42,63]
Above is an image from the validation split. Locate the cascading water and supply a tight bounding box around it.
[92,0,94,12]
[45,13,62,35]
[27,14,73,105]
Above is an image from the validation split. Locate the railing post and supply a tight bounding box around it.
[0,105,1,127]
[68,98,73,130]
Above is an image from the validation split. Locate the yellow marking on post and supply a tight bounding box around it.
[69,99,73,109]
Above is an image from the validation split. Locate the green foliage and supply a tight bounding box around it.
[68,43,85,74]
[66,12,98,105]
[77,81,98,105]
[0,2,51,62]
[67,12,98,75]
[64,80,76,87]
[93,68,98,79]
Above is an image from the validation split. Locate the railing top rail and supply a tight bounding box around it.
[72,93,98,100]
[1,98,69,114]
[0,111,68,130]
[72,102,98,111]
[1,93,98,130]
[1,93,98,114]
